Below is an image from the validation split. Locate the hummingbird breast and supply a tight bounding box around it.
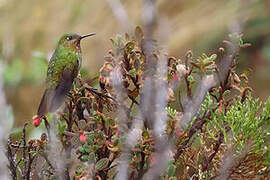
[46,46,81,89]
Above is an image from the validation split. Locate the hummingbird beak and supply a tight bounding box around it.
[80,33,96,40]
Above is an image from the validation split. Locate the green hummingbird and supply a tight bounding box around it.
[37,33,95,118]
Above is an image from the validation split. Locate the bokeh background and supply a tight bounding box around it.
[1,0,270,127]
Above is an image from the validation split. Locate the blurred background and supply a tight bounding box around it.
[0,0,270,127]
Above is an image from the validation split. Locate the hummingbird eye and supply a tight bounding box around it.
[66,36,73,41]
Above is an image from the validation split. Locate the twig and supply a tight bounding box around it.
[6,140,18,180]
[85,87,116,102]
[26,146,36,179]
[174,112,211,160]
[202,126,230,172]
[22,123,28,179]
[43,117,51,140]
[184,50,193,99]
[138,151,146,178]
[40,151,55,171]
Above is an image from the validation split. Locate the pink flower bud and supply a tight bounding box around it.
[176,129,183,137]
[80,131,86,142]
[32,115,41,127]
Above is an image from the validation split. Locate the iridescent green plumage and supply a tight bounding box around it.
[46,36,81,89]
[37,33,94,117]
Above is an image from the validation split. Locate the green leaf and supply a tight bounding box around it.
[128,69,136,76]
[187,75,194,83]
[168,164,176,177]
[78,120,87,130]
[110,38,117,47]
[79,146,85,153]
[95,158,109,171]
[80,155,89,162]
[84,144,92,153]
[93,145,98,152]
[75,165,84,176]
[209,54,217,61]
[168,159,175,165]
[88,152,96,164]
[77,97,89,103]
[58,121,67,135]
[125,42,135,54]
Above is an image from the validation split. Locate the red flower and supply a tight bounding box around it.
[80,131,86,142]
[32,115,41,127]
[173,73,179,81]
[175,128,183,137]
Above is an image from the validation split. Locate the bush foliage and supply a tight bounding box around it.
[6,27,270,180]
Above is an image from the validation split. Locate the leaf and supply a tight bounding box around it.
[134,57,141,70]
[88,152,96,164]
[190,61,201,69]
[110,38,117,47]
[79,146,85,153]
[107,146,120,152]
[125,41,135,54]
[125,33,130,41]
[58,121,67,135]
[168,159,175,165]
[95,158,109,171]
[202,53,208,59]
[80,155,89,162]
[187,75,194,83]
[203,61,213,67]
[75,165,84,176]
[135,26,143,44]
[209,54,217,61]
[128,69,136,76]
[71,136,81,148]
[78,120,87,130]
[87,133,95,145]
[77,97,89,103]
[116,34,125,48]
[84,144,92,153]
[167,165,176,177]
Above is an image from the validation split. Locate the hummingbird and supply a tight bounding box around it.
[36,33,95,119]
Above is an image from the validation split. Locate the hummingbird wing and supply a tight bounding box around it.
[37,67,76,116]
[49,67,76,112]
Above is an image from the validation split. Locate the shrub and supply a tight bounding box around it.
[6,27,270,179]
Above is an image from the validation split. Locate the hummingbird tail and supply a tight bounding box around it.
[37,89,54,117]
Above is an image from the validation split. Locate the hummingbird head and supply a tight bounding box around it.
[58,33,95,51]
